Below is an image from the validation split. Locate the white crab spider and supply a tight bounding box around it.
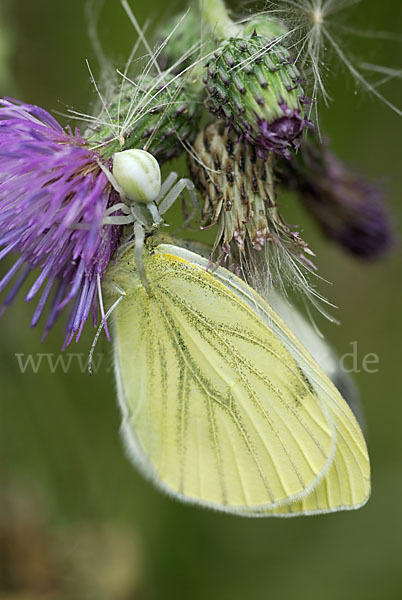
[100,149,197,290]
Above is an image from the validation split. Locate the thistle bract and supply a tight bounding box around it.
[203,34,311,159]
[87,73,201,162]
[0,99,123,345]
[277,139,393,259]
[188,120,312,266]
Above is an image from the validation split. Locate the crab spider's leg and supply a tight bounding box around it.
[133,221,150,293]
[148,202,163,227]
[103,203,131,217]
[177,182,200,231]
[158,179,197,217]
[102,214,135,226]
[154,172,178,205]
[102,203,134,226]
[96,158,128,201]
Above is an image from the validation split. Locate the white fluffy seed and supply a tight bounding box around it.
[112,149,161,203]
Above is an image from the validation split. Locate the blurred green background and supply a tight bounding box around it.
[0,1,401,598]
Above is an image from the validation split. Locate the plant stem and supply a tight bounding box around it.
[199,0,239,40]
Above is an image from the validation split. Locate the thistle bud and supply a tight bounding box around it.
[188,121,312,264]
[203,33,312,160]
[277,138,393,259]
[87,73,201,162]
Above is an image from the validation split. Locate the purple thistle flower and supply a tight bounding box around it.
[277,138,393,259]
[0,98,123,346]
[255,103,312,160]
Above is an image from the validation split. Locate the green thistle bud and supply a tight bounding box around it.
[188,120,312,265]
[203,33,311,160]
[87,73,201,162]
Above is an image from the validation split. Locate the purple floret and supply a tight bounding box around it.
[278,138,393,259]
[0,98,123,346]
[255,105,313,160]
[319,165,393,259]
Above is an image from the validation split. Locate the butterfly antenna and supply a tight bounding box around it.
[88,293,125,375]
[97,273,111,341]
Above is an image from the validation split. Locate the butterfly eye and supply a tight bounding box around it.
[112,149,162,204]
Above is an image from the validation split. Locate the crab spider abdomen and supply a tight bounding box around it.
[112,149,161,204]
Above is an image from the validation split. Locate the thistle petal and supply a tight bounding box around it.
[0,98,123,344]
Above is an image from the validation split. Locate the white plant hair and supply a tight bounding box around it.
[240,0,402,126]
[62,0,217,172]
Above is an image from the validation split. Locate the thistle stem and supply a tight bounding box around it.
[199,0,239,39]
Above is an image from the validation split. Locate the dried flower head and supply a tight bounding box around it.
[0,98,123,345]
[188,121,316,296]
[277,137,393,259]
[189,121,273,251]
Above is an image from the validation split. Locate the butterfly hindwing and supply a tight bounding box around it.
[106,243,370,515]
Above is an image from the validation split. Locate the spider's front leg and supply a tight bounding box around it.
[102,203,134,226]
[157,174,198,228]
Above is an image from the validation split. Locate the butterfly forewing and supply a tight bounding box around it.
[107,243,348,513]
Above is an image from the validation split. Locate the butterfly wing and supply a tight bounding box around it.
[239,436,370,517]
[106,243,369,514]
[190,248,370,515]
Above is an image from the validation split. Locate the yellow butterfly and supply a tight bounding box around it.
[103,236,370,517]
